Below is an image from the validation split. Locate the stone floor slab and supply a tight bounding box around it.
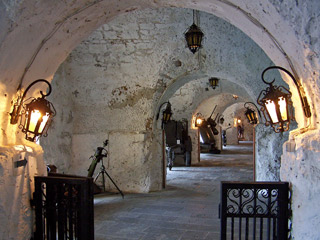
[94,143,253,239]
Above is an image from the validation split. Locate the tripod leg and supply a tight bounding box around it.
[102,170,124,199]
[94,171,102,182]
[101,170,106,192]
[94,171,106,192]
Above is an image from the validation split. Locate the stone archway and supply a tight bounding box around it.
[40,7,283,191]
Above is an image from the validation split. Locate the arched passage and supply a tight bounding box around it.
[40,7,284,190]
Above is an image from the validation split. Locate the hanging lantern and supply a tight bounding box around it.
[156,101,173,129]
[10,79,56,142]
[208,77,219,89]
[162,102,172,124]
[244,102,261,125]
[185,10,204,54]
[257,68,293,132]
[245,108,257,125]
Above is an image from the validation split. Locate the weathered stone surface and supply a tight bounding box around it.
[0,145,46,240]
[281,129,320,240]
[255,124,290,181]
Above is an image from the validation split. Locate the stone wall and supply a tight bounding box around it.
[255,124,291,181]
[281,129,320,239]
[0,144,46,240]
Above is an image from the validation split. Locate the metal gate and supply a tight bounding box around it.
[220,182,290,240]
[34,174,94,240]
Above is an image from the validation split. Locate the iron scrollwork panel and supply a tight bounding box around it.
[226,186,281,217]
[220,182,289,240]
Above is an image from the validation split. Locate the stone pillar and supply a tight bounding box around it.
[255,123,291,181]
[281,129,320,240]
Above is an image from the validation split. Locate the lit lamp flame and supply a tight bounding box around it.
[195,113,204,127]
[196,118,203,127]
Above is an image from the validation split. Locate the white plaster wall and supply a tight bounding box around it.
[281,129,320,240]
[0,144,46,240]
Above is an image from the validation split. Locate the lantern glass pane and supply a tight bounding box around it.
[250,112,255,120]
[39,113,50,133]
[163,113,171,122]
[278,96,288,121]
[28,110,41,132]
[163,113,167,122]
[246,114,251,121]
[265,99,279,123]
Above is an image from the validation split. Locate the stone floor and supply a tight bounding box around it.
[94,142,253,240]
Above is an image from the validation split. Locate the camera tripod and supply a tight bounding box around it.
[94,158,124,198]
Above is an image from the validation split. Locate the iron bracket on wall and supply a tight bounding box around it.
[14,157,27,168]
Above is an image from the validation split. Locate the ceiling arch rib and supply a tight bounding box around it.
[1,1,299,91]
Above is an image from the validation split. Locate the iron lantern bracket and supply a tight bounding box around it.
[10,79,53,125]
[261,66,311,118]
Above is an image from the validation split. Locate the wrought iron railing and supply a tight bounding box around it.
[34,174,94,240]
[220,181,290,240]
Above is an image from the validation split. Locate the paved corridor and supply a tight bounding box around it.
[94,142,253,240]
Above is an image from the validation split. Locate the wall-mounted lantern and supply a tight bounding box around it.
[258,66,312,132]
[195,113,204,127]
[257,66,303,132]
[10,79,56,142]
[244,102,261,125]
[185,10,204,54]
[208,77,219,89]
[156,101,172,128]
[218,115,225,124]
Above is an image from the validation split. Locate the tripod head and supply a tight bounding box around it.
[94,139,108,159]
